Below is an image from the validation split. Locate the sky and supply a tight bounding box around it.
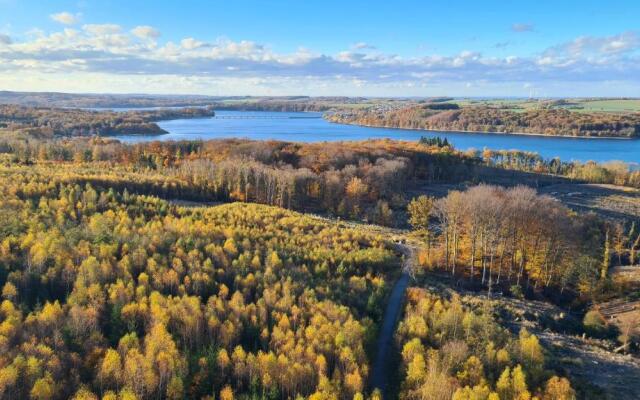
[0,0,639,97]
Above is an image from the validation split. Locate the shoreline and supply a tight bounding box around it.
[112,107,635,140]
[108,112,639,164]
[324,118,636,140]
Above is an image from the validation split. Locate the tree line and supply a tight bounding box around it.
[327,105,640,138]
[408,185,611,301]
[0,105,215,138]
[0,137,479,224]
[477,149,640,189]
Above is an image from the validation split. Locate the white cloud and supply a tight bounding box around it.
[131,25,160,40]
[511,23,534,33]
[82,24,122,35]
[0,33,11,45]
[50,12,80,25]
[352,42,376,50]
[537,56,554,66]
[181,37,205,50]
[600,32,639,53]
[545,31,640,58]
[0,25,638,96]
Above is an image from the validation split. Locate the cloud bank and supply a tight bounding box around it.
[0,22,638,95]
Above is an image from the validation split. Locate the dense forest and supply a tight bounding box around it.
[0,136,481,223]
[4,132,640,208]
[0,162,399,399]
[0,130,638,398]
[0,134,635,299]
[0,92,225,108]
[0,147,597,400]
[0,105,216,138]
[0,92,376,113]
[395,288,575,399]
[327,106,640,138]
[406,187,612,300]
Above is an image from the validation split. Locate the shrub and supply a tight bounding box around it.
[583,310,607,337]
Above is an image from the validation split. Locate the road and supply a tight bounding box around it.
[369,244,415,394]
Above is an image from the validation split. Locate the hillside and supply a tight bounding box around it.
[327,105,640,138]
[0,137,638,399]
[0,105,215,138]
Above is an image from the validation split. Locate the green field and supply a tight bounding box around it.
[447,98,545,112]
[567,99,640,113]
[446,98,640,114]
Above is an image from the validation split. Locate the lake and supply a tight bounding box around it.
[112,110,640,164]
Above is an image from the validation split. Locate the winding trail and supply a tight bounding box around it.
[369,245,415,393]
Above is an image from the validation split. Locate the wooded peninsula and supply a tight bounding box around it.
[0,104,215,138]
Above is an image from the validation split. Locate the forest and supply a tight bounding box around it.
[0,163,399,399]
[394,288,575,400]
[406,187,613,300]
[0,92,378,113]
[0,136,481,223]
[0,92,225,109]
[0,131,638,399]
[0,105,216,138]
[326,105,640,138]
[2,0,640,394]
[478,148,640,188]
[3,93,640,140]
[0,144,593,400]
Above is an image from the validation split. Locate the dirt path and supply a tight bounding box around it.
[369,245,415,393]
[538,183,640,220]
[538,330,640,400]
[415,271,640,399]
[492,296,640,400]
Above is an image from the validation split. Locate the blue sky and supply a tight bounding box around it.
[0,0,639,96]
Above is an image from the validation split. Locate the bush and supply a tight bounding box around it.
[510,285,524,299]
[422,103,460,110]
[583,310,607,337]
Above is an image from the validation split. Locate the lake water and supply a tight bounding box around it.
[112,110,640,164]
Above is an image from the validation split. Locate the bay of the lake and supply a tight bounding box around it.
[112,110,640,164]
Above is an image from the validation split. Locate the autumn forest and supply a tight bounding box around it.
[0,108,638,400]
[2,0,640,397]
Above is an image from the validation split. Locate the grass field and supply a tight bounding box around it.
[447,98,540,111]
[198,97,640,115]
[446,98,640,114]
[567,99,640,113]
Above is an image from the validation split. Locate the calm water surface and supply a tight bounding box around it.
[112,110,640,164]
